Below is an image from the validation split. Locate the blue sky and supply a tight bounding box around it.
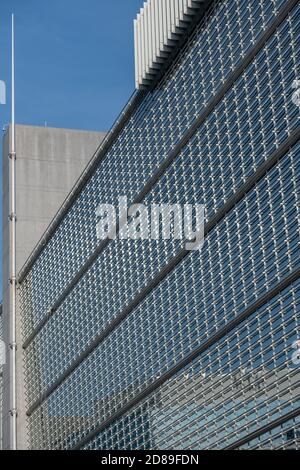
[0,0,144,295]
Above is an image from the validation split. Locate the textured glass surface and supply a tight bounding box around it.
[25,143,300,407]
[237,415,300,450]
[20,0,289,336]
[81,281,300,451]
[27,280,299,449]
[19,0,300,450]
[21,4,299,359]
[27,149,300,449]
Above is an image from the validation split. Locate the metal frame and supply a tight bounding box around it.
[25,129,300,416]
[70,269,300,450]
[22,0,300,350]
[18,0,215,284]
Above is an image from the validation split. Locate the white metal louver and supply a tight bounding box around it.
[134,0,206,89]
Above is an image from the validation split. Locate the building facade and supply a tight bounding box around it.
[0,305,3,449]
[1,125,106,449]
[5,0,300,449]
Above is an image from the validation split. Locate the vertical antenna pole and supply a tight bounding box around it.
[10,12,17,451]
[11,14,15,152]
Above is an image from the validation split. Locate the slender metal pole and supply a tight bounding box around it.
[9,13,17,450]
[11,15,15,150]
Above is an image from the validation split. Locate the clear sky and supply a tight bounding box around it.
[0,0,144,296]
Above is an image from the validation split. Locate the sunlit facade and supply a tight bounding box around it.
[18,0,300,449]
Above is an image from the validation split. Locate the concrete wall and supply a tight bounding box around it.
[2,125,106,449]
[0,305,3,450]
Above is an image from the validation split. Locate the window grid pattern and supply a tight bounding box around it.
[26,150,299,447]
[237,416,300,449]
[20,0,288,338]
[18,0,300,451]
[24,145,299,408]
[21,7,299,374]
[28,279,299,450]
[81,282,299,451]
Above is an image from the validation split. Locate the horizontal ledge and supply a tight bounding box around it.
[23,123,300,353]
[68,268,300,450]
[25,134,300,412]
[21,0,299,349]
[225,407,300,450]
[25,123,300,422]
[17,89,147,283]
[18,1,215,284]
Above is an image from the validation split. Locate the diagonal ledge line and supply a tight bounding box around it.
[18,90,145,285]
[22,0,299,349]
[68,268,300,450]
[25,128,300,418]
[26,250,300,420]
[224,407,300,450]
[23,123,300,351]
[18,1,215,285]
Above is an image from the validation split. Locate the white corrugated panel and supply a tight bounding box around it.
[174,0,180,31]
[144,3,149,74]
[158,0,164,54]
[134,19,139,89]
[162,0,168,46]
[151,0,157,63]
[134,0,204,89]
